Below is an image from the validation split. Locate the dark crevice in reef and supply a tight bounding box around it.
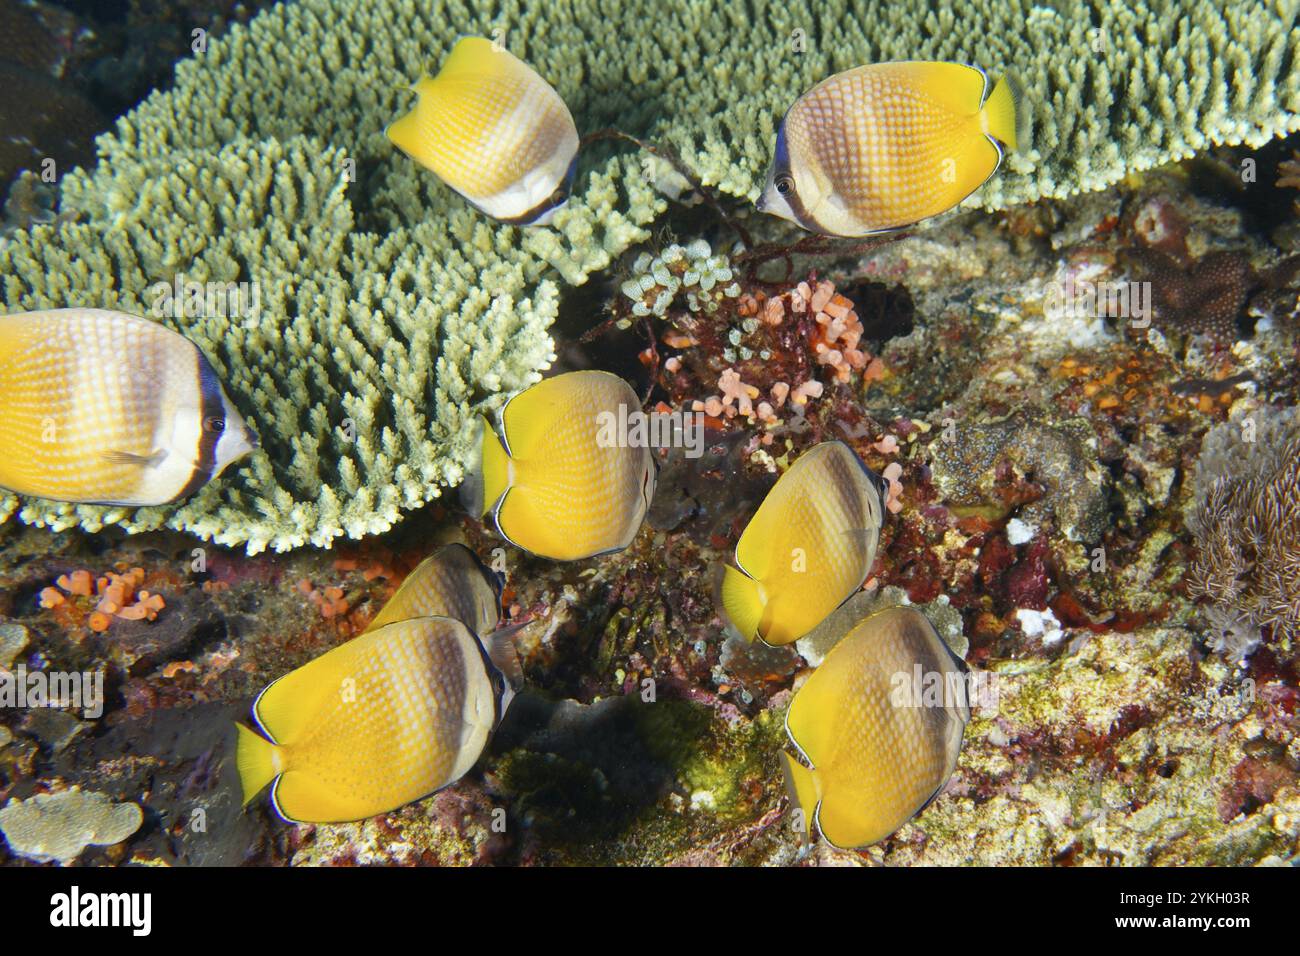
[840,279,916,347]
[552,278,652,392]
[1187,130,1300,241]
[0,0,283,207]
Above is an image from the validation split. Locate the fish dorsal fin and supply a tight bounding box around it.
[252,640,365,746]
[497,376,573,460]
[435,36,535,89]
[867,61,990,118]
[499,371,630,460]
[733,463,806,584]
[415,37,535,126]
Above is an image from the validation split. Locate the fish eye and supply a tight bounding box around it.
[204,416,227,434]
[775,175,794,195]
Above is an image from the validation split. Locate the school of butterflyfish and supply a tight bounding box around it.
[3,36,1019,846]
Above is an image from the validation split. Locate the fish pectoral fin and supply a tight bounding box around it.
[483,624,525,689]
[102,448,166,468]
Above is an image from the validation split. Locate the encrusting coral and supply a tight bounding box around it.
[0,789,143,864]
[1,0,1296,551]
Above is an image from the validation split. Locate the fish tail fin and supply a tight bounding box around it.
[235,723,283,806]
[781,752,818,843]
[982,73,1028,153]
[460,417,511,518]
[720,564,766,642]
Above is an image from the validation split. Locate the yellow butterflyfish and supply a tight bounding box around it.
[235,615,517,824]
[386,36,580,225]
[462,370,656,561]
[367,542,502,637]
[0,308,257,507]
[719,440,886,646]
[782,602,970,849]
[757,61,1027,237]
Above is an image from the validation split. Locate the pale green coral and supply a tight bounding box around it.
[655,0,1300,208]
[2,0,1295,550]
[620,240,741,324]
[0,789,142,864]
[0,22,664,551]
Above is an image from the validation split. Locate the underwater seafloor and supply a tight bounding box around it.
[1,1,1299,867]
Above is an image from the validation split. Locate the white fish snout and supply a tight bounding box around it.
[213,412,259,474]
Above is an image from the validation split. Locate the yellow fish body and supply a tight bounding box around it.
[720,441,886,646]
[367,542,501,636]
[0,308,257,506]
[464,370,656,561]
[235,616,512,823]
[386,36,579,225]
[782,603,969,849]
[758,62,1024,237]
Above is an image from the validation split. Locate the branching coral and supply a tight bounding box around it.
[1186,407,1300,655]
[658,0,1299,207]
[1,0,1295,550]
[1,134,646,553]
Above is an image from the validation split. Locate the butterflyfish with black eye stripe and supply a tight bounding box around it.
[386,36,580,226]
[782,602,969,849]
[0,308,257,507]
[758,61,1027,237]
[461,370,656,561]
[235,614,518,824]
[720,441,887,646]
